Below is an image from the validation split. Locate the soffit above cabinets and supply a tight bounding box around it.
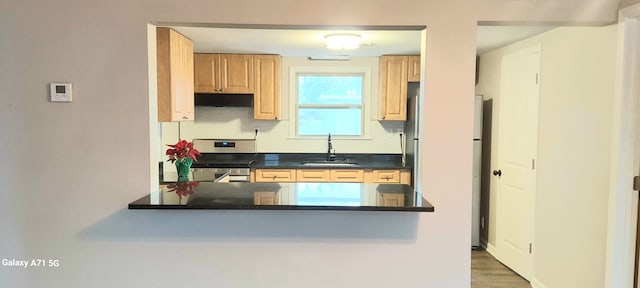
[169,26,423,57]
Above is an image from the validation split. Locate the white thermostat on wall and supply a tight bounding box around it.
[50,83,73,102]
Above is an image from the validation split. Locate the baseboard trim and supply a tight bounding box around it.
[486,243,497,257]
[530,278,548,288]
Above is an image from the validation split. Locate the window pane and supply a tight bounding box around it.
[298,75,362,105]
[298,108,362,136]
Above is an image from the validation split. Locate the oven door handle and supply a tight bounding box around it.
[215,171,231,183]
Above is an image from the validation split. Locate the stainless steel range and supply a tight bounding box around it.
[191,139,256,182]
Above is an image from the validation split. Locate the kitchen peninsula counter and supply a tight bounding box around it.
[129,182,434,212]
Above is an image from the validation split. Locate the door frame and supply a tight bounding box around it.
[605,3,640,288]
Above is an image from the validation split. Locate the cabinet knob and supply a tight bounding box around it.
[182,116,188,120]
[493,169,502,176]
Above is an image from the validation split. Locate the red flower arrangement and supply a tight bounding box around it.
[165,139,201,163]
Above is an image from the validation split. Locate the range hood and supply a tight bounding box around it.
[194,93,254,107]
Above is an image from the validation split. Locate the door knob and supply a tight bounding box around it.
[493,169,502,176]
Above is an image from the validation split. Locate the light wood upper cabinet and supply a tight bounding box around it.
[194,53,254,94]
[253,55,281,120]
[157,27,194,122]
[194,53,219,93]
[380,56,408,121]
[407,55,421,83]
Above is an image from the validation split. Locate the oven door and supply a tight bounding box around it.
[192,168,230,182]
[191,168,250,182]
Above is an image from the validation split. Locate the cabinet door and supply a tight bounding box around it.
[380,56,408,120]
[400,170,411,185]
[407,55,421,83]
[296,169,331,182]
[178,34,194,120]
[157,28,194,122]
[255,169,296,182]
[377,193,405,207]
[219,54,254,93]
[254,55,281,120]
[194,53,219,93]
[365,170,401,183]
[330,170,364,182]
[254,191,279,205]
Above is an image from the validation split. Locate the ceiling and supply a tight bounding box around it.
[476,26,554,54]
[169,25,554,57]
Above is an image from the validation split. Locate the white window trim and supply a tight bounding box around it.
[288,65,372,139]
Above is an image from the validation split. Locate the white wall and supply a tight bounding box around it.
[0,1,619,288]
[162,56,404,154]
[476,25,618,287]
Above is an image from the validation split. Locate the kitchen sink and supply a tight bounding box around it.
[300,160,359,167]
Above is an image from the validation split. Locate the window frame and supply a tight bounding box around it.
[289,65,372,139]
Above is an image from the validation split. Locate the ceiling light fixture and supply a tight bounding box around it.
[324,33,362,50]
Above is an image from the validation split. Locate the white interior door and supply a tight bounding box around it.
[494,45,540,281]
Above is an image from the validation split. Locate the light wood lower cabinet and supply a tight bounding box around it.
[254,169,296,182]
[296,169,331,182]
[254,191,279,205]
[330,169,365,182]
[365,170,400,183]
[400,170,411,185]
[294,169,366,182]
[377,193,405,207]
[254,168,409,185]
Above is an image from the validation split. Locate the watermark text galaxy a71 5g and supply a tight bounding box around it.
[2,258,61,268]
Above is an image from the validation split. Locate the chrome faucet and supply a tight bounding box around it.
[327,133,336,161]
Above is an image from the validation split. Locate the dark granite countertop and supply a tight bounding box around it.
[129,182,433,212]
[253,153,409,169]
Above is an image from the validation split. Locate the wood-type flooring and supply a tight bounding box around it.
[472,249,530,288]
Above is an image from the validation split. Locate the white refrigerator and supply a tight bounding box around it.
[472,95,483,248]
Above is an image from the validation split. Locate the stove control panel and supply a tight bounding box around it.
[193,139,256,154]
[214,141,236,148]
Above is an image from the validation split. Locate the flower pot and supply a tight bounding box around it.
[175,157,193,182]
